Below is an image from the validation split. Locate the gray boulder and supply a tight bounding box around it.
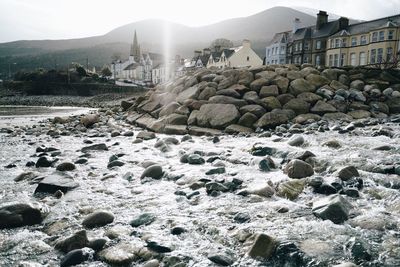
[289,79,316,96]
[197,104,240,129]
[0,202,44,229]
[284,159,314,178]
[255,112,289,129]
[312,195,352,224]
[283,99,310,115]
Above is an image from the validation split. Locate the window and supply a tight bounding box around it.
[295,43,298,52]
[379,31,385,41]
[340,53,346,66]
[388,30,394,40]
[304,56,308,63]
[372,32,378,42]
[247,56,250,61]
[280,58,285,64]
[316,55,321,66]
[361,35,367,45]
[351,37,357,46]
[387,47,393,61]
[370,49,377,63]
[359,52,366,65]
[335,39,340,48]
[377,48,383,63]
[299,43,303,51]
[304,42,309,50]
[316,40,322,49]
[334,54,339,67]
[267,49,270,56]
[281,46,285,54]
[329,54,333,66]
[342,38,347,47]
[350,53,356,66]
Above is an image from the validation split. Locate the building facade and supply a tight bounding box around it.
[326,16,400,67]
[265,30,291,65]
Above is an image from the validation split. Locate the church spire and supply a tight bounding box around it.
[131,30,141,62]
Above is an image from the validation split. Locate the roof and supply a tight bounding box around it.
[267,31,291,46]
[340,14,400,35]
[124,63,141,70]
[222,49,235,58]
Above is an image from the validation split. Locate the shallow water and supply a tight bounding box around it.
[0,112,400,266]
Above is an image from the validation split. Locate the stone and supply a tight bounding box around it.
[141,165,163,179]
[35,156,53,168]
[277,94,295,105]
[321,69,338,81]
[277,179,306,200]
[306,74,330,88]
[60,248,93,267]
[283,99,310,115]
[234,212,251,223]
[107,160,125,168]
[310,100,337,115]
[312,195,352,224]
[82,210,114,228]
[288,135,304,146]
[350,80,365,90]
[255,70,278,80]
[171,226,186,235]
[159,102,181,117]
[347,110,371,119]
[55,230,89,253]
[121,100,133,111]
[261,96,282,111]
[56,162,76,172]
[260,85,279,98]
[0,202,43,229]
[80,114,100,128]
[198,86,216,100]
[197,104,240,129]
[136,131,156,140]
[218,76,236,90]
[258,157,275,172]
[208,95,247,107]
[216,88,241,98]
[239,105,266,118]
[187,154,205,165]
[225,124,254,134]
[297,92,323,104]
[250,78,269,92]
[289,79,316,96]
[34,173,79,194]
[293,113,321,124]
[284,159,314,179]
[238,112,258,128]
[146,241,173,253]
[164,125,188,135]
[322,140,341,148]
[287,71,304,80]
[272,76,289,93]
[143,259,160,267]
[255,112,289,129]
[208,253,234,266]
[176,85,200,104]
[248,233,277,259]
[338,166,360,181]
[330,80,348,90]
[14,171,38,182]
[386,98,400,113]
[81,143,108,152]
[130,213,156,227]
[98,242,138,265]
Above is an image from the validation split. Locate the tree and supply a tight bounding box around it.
[75,65,87,77]
[101,66,112,77]
[210,38,234,50]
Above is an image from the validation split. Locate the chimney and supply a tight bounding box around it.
[203,48,211,56]
[242,39,251,48]
[194,50,201,57]
[293,18,301,33]
[316,10,328,30]
[338,17,349,30]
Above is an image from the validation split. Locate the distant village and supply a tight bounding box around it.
[111,10,400,86]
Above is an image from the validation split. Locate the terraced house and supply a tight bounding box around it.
[326,14,400,67]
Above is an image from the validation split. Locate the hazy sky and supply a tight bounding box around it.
[1,0,399,43]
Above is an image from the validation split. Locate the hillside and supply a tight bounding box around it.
[0,6,320,76]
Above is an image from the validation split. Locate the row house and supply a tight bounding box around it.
[326,15,400,67]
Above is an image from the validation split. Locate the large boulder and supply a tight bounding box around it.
[0,202,44,229]
[176,85,200,104]
[287,71,304,80]
[289,79,316,96]
[255,70,278,80]
[248,233,277,259]
[80,114,100,128]
[310,100,337,115]
[297,92,323,104]
[197,104,240,129]
[283,99,310,115]
[259,85,279,98]
[239,105,266,118]
[312,195,352,224]
[250,78,269,92]
[34,173,79,194]
[261,97,282,111]
[321,69,339,81]
[208,95,247,107]
[238,113,259,128]
[306,74,330,88]
[255,112,289,129]
[284,159,314,179]
[198,86,216,100]
[158,102,181,117]
[272,76,289,93]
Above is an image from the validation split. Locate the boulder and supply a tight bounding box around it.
[197,104,240,129]
[141,165,163,179]
[34,173,79,194]
[277,179,306,200]
[297,92,323,104]
[283,99,310,115]
[0,202,44,229]
[158,102,181,117]
[306,74,330,88]
[56,162,76,172]
[289,79,316,96]
[208,95,247,107]
[338,166,360,181]
[121,100,133,111]
[350,80,365,90]
[255,70,278,80]
[321,69,338,81]
[261,96,282,111]
[255,112,289,129]
[250,78,269,92]
[259,85,279,98]
[312,195,352,224]
[284,159,314,179]
[243,91,260,103]
[198,86,216,100]
[176,85,200,104]
[239,105,266,118]
[277,94,295,105]
[347,110,371,119]
[238,112,258,128]
[55,230,89,253]
[60,248,93,267]
[225,124,254,134]
[248,233,277,259]
[272,76,289,93]
[310,100,337,115]
[287,71,304,80]
[82,211,115,228]
[293,113,321,124]
[216,88,241,98]
[98,242,138,265]
[80,114,100,128]
[81,143,108,152]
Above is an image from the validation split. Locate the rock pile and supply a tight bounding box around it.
[124,65,400,135]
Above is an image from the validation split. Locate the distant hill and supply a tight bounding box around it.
[0,6,345,77]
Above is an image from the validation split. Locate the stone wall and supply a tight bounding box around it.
[125,64,400,135]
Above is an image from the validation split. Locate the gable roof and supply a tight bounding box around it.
[340,14,400,36]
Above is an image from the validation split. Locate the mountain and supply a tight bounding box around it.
[292,7,363,23]
[0,6,324,76]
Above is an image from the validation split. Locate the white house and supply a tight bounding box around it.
[152,62,175,84]
[207,40,262,68]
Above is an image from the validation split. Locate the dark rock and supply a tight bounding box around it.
[88,238,107,251]
[251,146,276,156]
[234,212,250,223]
[130,213,156,227]
[208,253,234,266]
[196,104,240,129]
[255,112,289,129]
[206,167,226,175]
[284,159,314,179]
[283,99,310,115]
[287,135,304,147]
[248,233,277,259]
[35,156,53,168]
[121,100,134,111]
[258,157,275,172]
[136,131,156,140]
[171,226,186,235]
[277,179,305,200]
[312,195,352,224]
[56,162,76,171]
[238,112,258,128]
[81,143,108,152]
[34,173,79,194]
[107,160,125,168]
[75,158,88,164]
[206,182,229,194]
[338,166,359,181]
[314,184,338,195]
[187,154,205,165]
[146,241,172,253]
[60,248,93,267]
[82,210,114,228]
[55,230,89,253]
[141,165,163,179]
[0,202,43,229]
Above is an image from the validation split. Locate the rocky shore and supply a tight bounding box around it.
[1,91,400,266]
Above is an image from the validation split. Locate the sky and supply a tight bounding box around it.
[0,0,399,43]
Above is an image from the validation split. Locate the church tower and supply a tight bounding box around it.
[130,30,141,62]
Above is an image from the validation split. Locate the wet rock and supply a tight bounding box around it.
[225,124,254,134]
[283,99,310,115]
[34,173,79,194]
[171,226,186,235]
[284,159,314,179]
[98,242,138,265]
[55,230,89,253]
[130,213,156,227]
[206,167,226,175]
[143,259,160,267]
[121,100,133,111]
[88,238,107,251]
[206,182,229,194]
[146,240,173,253]
[258,157,275,172]
[338,166,359,181]
[287,135,304,147]
[238,184,275,198]
[35,156,53,168]
[81,143,108,152]
[234,212,251,223]
[312,195,352,224]
[56,162,76,171]
[14,171,38,182]
[277,179,305,200]
[196,104,240,129]
[0,202,44,229]
[322,140,341,148]
[75,158,88,164]
[60,248,93,267]
[82,210,114,228]
[80,114,100,128]
[310,100,337,115]
[260,85,279,98]
[187,154,205,165]
[251,146,276,156]
[141,165,163,179]
[248,233,277,259]
[255,112,289,129]
[289,78,316,96]
[136,131,156,140]
[208,253,235,266]
[107,160,125,168]
[238,112,258,128]
[350,239,372,264]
